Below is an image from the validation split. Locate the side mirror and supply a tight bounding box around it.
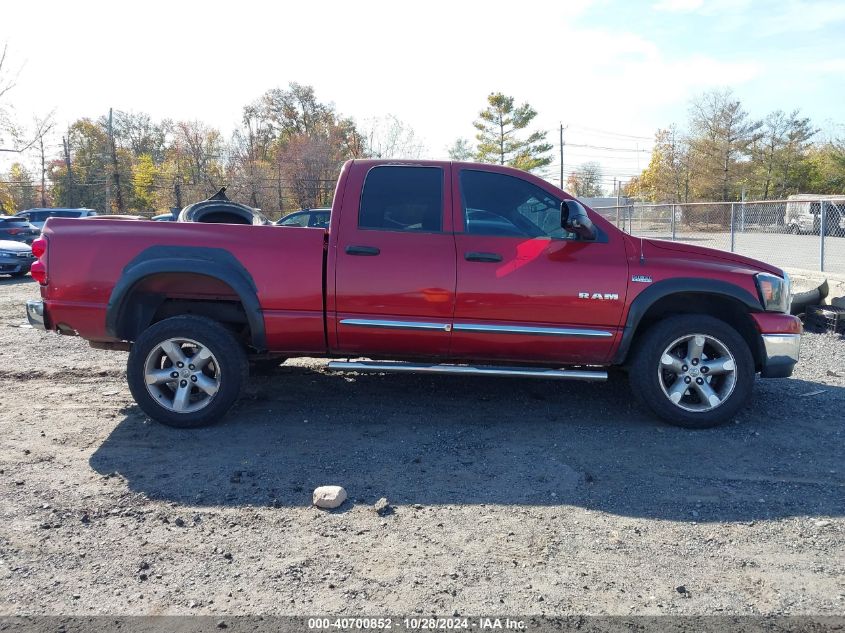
[561,200,597,240]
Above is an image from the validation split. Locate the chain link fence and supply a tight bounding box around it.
[592,199,845,274]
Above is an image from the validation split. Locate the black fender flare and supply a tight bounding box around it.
[105,246,266,351]
[612,277,762,364]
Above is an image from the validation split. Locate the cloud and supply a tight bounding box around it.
[652,0,704,12]
[757,0,845,35]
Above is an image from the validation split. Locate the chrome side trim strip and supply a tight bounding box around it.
[327,361,607,381]
[339,318,451,332]
[451,323,613,338]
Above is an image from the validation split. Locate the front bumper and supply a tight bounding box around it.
[0,258,33,275]
[760,333,800,378]
[26,299,46,330]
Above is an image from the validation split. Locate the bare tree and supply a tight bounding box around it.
[566,162,604,197]
[362,115,426,159]
[0,43,18,150]
[33,112,56,206]
[174,121,224,191]
[112,111,172,162]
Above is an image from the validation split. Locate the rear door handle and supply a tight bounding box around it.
[464,251,502,263]
[346,245,381,256]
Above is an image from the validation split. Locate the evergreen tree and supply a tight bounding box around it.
[473,93,552,172]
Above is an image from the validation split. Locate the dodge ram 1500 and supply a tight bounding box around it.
[26,160,801,429]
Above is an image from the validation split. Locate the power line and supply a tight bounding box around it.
[567,125,653,141]
[564,142,650,153]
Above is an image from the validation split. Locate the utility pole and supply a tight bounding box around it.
[39,136,47,207]
[108,108,124,213]
[559,124,565,189]
[62,135,75,207]
[615,177,621,229]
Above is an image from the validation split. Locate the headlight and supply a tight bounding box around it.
[755,272,791,313]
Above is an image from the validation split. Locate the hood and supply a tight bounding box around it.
[0,239,32,253]
[644,238,784,276]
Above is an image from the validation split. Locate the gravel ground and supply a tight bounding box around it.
[0,277,843,616]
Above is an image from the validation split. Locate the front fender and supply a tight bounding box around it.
[612,277,763,364]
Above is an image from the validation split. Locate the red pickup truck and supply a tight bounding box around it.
[26,159,801,429]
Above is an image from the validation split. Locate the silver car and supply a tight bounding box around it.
[0,239,35,278]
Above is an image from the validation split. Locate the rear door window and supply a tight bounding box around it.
[358,166,443,232]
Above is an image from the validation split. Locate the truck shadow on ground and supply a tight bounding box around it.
[90,365,845,522]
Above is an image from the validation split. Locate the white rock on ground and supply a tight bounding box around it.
[312,485,347,509]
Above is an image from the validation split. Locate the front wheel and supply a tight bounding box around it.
[628,315,755,429]
[127,316,248,428]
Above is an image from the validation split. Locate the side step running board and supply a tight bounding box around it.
[326,361,607,381]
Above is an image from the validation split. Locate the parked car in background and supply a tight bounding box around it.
[14,208,98,230]
[276,208,331,228]
[0,217,40,244]
[0,239,35,277]
[784,195,845,236]
[152,212,177,221]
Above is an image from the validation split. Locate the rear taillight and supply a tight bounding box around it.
[30,261,47,285]
[31,237,47,258]
[31,237,47,285]
[6,228,21,235]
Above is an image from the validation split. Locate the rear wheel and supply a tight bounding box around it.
[127,316,248,428]
[628,315,755,429]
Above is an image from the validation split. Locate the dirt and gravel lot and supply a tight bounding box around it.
[0,276,843,617]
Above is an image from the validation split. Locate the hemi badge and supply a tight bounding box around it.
[632,275,652,283]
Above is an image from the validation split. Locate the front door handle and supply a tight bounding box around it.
[464,251,502,263]
[346,245,381,256]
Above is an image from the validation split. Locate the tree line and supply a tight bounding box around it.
[2,48,843,215]
[1,45,558,214]
[627,89,845,203]
[1,87,555,216]
[0,78,430,216]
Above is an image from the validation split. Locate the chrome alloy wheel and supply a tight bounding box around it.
[143,338,221,413]
[657,333,737,413]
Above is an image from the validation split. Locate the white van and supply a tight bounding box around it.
[784,195,844,236]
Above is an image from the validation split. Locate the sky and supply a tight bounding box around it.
[1,0,844,192]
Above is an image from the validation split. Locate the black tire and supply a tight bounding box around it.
[127,315,248,428]
[788,224,800,235]
[628,314,755,429]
